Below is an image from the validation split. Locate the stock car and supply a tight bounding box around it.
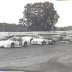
[0,36,30,48]
[10,36,32,47]
[61,35,72,43]
[21,36,33,45]
[31,35,55,45]
[31,38,47,45]
[0,38,20,48]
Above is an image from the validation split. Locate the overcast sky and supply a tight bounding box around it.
[0,0,71,27]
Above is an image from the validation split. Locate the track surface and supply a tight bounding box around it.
[0,41,72,72]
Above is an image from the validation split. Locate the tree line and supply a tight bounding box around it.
[0,23,27,32]
[0,22,71,32]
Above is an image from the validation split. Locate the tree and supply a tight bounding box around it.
[19,18,24,25]
[23,2,59,31]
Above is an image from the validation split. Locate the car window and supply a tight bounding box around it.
[9,38,17,41]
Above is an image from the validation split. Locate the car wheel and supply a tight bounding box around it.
[69,40,72,44]
[52,41,55,45]
[42,41,46,45]
[23,42,27,47]
[30,38,33,44]
[11,43,15,48]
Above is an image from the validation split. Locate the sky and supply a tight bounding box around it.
[0,0,72,27]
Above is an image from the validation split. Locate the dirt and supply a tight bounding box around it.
[0,41,72,72]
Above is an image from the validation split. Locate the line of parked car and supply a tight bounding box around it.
[61,34,72,43]
[0,34,61,48]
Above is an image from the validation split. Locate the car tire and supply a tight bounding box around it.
[52,41,55,45]
[23,42,27,47]
[11,43,15,48]
[42,41,46,45]
[69,40,72,44]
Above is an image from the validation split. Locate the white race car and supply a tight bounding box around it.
[31,34,55,45]
[31,38,48,45]
[21,36,33,46]
[61,36,71,43]
[10,36,32,47]
[0,36,31,48]
[0,38,20,48]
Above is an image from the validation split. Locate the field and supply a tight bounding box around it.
[0,41,72,72]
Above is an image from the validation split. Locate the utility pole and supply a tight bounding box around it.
[3,25,4,32]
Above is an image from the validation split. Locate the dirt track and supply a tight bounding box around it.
[0,41,72,72]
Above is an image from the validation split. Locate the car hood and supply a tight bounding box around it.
[0,40,13,46]
[0,40,7,46]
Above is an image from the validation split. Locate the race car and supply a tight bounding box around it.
[31,38,47,45]
[61,36,71,43]
[31,34,55,45]
[0,38,20,48]
[0,36,30,48]
[21,36,33,46]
